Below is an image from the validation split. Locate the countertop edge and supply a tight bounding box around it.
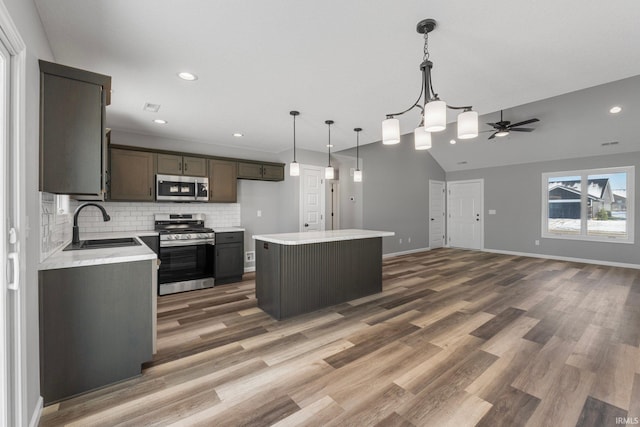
[252,229,395,245]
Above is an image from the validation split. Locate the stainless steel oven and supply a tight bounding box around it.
[156,174,209,202]
[155,214,215,295]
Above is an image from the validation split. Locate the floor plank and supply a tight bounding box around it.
[39,248,640,427]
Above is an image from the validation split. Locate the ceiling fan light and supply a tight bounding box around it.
[424,100,446,132]
[457,110,478,139]
[354,169,362,182]
[289,161,300,176]
[325,166,334,180]
[382,118,401,145]
[414,127,432,150]
[495,130,510,137]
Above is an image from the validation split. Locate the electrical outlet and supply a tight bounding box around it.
[408,237,411,243]
[257,210,262,217]
[535,240,540,246]
[399,238,403,244]
[245,251,255,262]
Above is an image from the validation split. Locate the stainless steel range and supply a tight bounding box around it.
[155,213,215,295]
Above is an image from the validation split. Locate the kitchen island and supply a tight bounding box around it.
[253,229,394,320]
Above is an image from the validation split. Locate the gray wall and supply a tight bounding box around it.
[4,0,55,422]
[447,152,640,265]
[349,133,446,254]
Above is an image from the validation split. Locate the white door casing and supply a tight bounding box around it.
[299,165,325,232]
[0,5,26,425]
[447,179,484,250]
[429,180,446,248]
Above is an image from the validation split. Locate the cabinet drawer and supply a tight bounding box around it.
[216,232,243,244]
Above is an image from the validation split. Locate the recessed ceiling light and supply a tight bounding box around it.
[233,133,243,137]
[449,139,456,145]
[152,119,168,124]
[177,72,198,81]
[457,161,468,165]
[609,106,622,114]
[601,141,620,146]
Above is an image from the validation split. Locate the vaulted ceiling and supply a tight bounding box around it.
[34,0,640,170]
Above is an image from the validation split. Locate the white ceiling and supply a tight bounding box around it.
[34,0,640,169]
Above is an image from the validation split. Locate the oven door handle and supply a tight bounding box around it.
[160,239,215,248]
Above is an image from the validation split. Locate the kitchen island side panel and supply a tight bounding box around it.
[255,238,382,320]
[255,240,281,319]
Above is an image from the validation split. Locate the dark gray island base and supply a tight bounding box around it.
[254,229,394,320]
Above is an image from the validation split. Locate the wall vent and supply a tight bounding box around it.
[143,102,161,112]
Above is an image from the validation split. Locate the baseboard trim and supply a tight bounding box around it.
[244,266,255,273]
[383,247,431,259]
[29,396,43,427]
[483,248,640,270]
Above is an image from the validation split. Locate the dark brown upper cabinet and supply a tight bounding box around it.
[39,60,111,197]
[109,148,156,201]
[157,153,207,177]
[209,159,237,203]
[237,162,284,181]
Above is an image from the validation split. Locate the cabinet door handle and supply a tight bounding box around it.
[149,187,152,196]
[178,160,182,171]
[184,162,188,171]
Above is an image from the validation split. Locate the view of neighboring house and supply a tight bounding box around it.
[548,178,615,219]
[612,189,627,213]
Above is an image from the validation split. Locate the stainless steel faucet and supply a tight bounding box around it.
[72,203,111,244]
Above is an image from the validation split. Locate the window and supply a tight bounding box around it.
[542,166,634,243]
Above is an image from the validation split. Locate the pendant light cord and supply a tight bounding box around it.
[356,129,360,170]
[293,114,296,161]
[327,123,331,167]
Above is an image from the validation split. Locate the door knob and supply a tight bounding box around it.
[304,223,309,227]
[430,218,435,221]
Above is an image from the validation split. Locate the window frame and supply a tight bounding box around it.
[541,166,634,244]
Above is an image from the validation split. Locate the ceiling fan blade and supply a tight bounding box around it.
[486,122,498,127]
[479,129,496,133]
[488,132,497,140]
[507,118,539,128]
[510,127,535,132]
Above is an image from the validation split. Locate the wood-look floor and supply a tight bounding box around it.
[40,249,640,427]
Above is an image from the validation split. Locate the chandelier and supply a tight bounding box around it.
[382,19,478,147]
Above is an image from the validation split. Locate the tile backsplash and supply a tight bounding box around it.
[40,194,241,261]
[40,192,72,261]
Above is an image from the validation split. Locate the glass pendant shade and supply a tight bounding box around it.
[414,127,432,150]
[424,100,447,132]
[354,169,362,182]
[457,110,478,139]
[289,161,300,176]
[325,166,334,180]
[382,118,401,145]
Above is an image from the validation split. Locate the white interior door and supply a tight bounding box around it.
[447,179,484,250]
[429,180,446,248]
[0,34,9,427]
[299,165,325,232]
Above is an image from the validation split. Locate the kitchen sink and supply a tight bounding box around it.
[63,237,142,251]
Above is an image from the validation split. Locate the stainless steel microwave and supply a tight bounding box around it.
[156,174,209,202]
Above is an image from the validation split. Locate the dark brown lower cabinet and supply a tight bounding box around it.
[39,261,153,405]
[215,232,244,284]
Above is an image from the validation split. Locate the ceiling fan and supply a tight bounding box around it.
[485,110,539,140]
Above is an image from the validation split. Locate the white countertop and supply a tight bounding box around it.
[213,227,245,233]
[39,231,158,271]
[252,229,395,245]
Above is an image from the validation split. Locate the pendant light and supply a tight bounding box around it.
[325,120,334,180]
[354,127,363,182]
[289,110,300,176]
[382,18,478,147]
[414,123,431,150]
